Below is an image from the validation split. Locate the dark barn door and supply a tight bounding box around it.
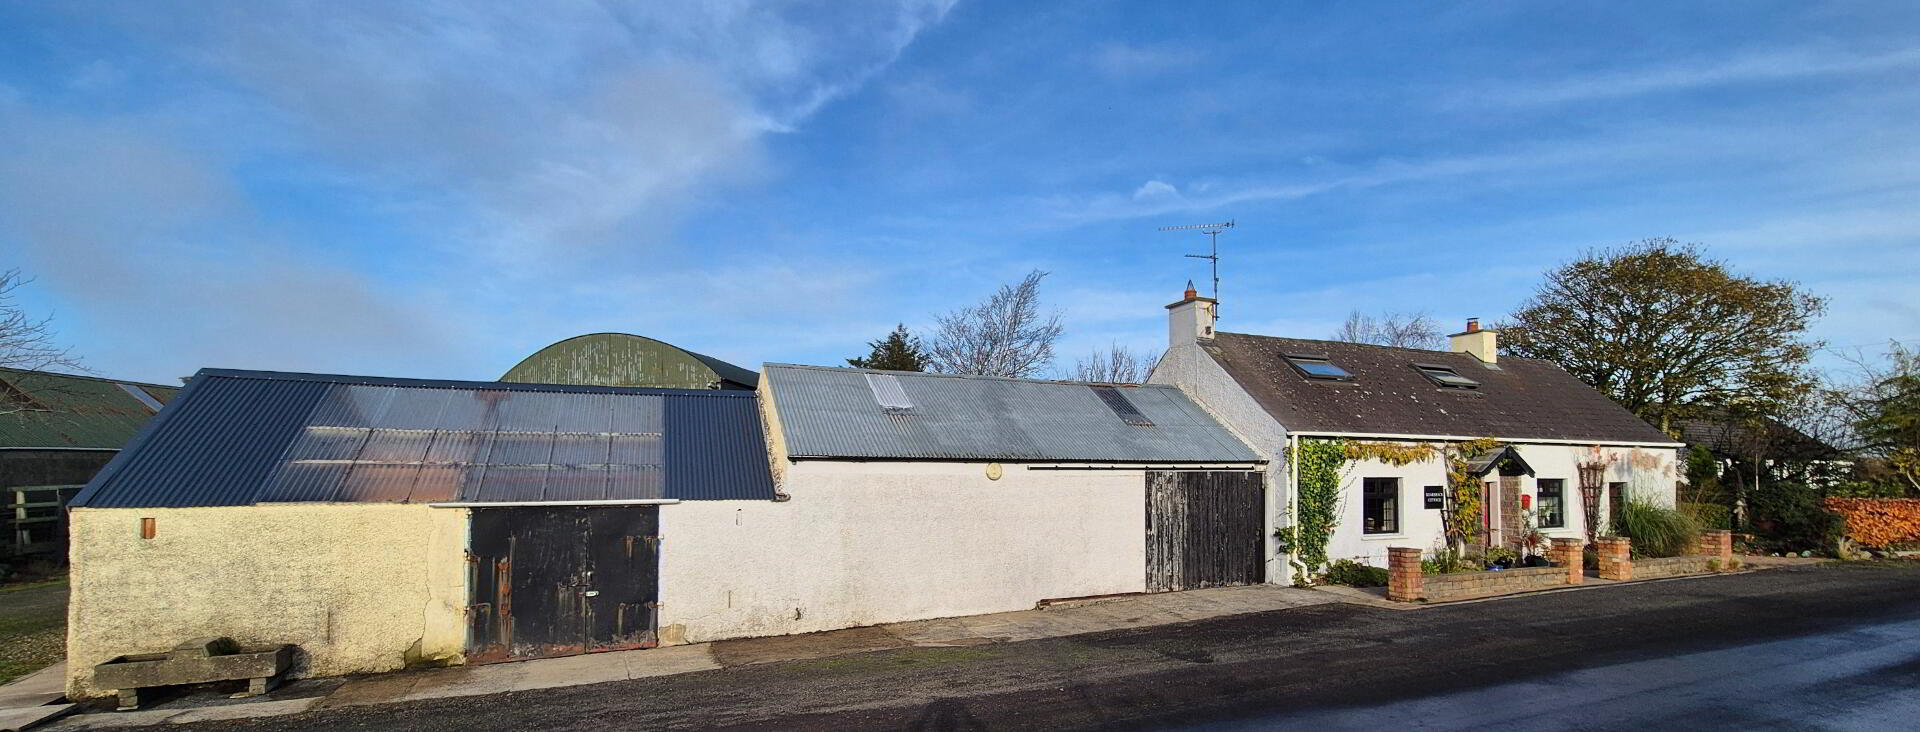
[467,506,660,663]
[1146,470,1264,592]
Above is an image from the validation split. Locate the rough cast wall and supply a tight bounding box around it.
[1326,444,1679,567]
[1149,343,1290,581]
[657,461,1147,644]
[66,504,469,698]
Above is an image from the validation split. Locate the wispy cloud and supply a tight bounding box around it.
[1465,46,1920,108]
[1090,42,1198,78]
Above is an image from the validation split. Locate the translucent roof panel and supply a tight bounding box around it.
[260,383,671,503]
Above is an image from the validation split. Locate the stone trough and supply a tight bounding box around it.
[91,637,295,710]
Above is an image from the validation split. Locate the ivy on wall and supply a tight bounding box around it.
[1445,437,1503,548]
[1288,439,1348,575]
[1283,436,1502,581]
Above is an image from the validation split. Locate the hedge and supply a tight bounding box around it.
[1824,498,1920,548]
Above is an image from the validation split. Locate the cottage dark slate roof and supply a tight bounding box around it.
[71,369,775,508]
[1204,333,1679,445]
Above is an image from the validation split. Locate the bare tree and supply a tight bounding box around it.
[1330,309,1444,350]
[1,269,87,414]
[928,270,1064,378]
[1073,343,1151,384]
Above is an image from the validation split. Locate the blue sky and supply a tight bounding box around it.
[2,1,1917,385]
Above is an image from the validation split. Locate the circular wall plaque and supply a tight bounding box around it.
[985,463,1003,481]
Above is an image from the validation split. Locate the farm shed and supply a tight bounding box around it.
[678,364,1269,645]
[64,369,772,698]
[502,332,757,390]
[2,367,179,563]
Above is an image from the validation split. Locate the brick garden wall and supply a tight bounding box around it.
[1635,556,1717,579]
[1421,566,1567,602]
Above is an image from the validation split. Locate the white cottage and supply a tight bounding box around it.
[1149,288,1684,578]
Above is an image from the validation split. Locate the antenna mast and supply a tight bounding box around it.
[1159,220,1234,318]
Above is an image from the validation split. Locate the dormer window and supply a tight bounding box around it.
[1285,353,1353,381]
[1414,363,1479,389]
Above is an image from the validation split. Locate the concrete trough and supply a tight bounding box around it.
[92,638,295,710]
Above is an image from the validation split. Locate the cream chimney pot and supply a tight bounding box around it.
[1166,284,1217,346]
[1449,318,1497,363]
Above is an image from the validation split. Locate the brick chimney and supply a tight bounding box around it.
[1166,281,1217,345]
[1449,318,1497,363]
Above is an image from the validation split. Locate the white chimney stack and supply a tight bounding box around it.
[1167,281,1217,346]
[1449,317,1497,363]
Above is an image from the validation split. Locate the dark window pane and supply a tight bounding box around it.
[1363,478,1399,534]
[1537,479,1565,528]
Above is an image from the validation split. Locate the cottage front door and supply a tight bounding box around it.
[467,506,659,663]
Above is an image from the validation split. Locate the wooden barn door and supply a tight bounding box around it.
[1145,471,1264,592]
[467,506,660,663]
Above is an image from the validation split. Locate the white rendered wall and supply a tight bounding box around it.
[1150,342,1291,582]
[1326,444,1680,567]
[656,461,1148,644]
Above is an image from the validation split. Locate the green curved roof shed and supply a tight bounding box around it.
[501,333,758,390]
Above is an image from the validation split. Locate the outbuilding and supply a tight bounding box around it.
[65,369,772,697]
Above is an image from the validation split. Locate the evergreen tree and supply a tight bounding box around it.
[847,324,928,371]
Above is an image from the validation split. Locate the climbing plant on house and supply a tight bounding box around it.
[1287,438,1443,581]
[1289,439,1347,575]
[1444,438,1503,551]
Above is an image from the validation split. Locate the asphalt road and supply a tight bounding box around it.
[169,563,1920,731]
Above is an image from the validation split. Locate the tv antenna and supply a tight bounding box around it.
[1160,220,1234,317]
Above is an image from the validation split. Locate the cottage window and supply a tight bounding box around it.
[1537,479,1566,528]
[1608,482,1627,530]
[1285,353,1353,381]
[1413,363,1479,389]
[1363,477,1399,534]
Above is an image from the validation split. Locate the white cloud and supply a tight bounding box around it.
[1131,179,1182,203]
[1,2,955,380]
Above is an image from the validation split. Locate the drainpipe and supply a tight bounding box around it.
[1285,433,1309,584]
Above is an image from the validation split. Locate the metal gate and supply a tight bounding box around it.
[1145,470,1264,592]
[467,506,660,663]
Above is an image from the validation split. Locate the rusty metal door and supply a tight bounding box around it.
[1145,470,1264,592]
[467,506,659,663]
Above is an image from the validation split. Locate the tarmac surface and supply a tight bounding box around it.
[63,562,1920,731]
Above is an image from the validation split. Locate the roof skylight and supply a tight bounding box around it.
[1414,363,1480,389]
[864,373,915,414]
[1284,354,1354,381]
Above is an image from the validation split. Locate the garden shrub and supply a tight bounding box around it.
[1824,498,1920,549]
[1613,500,1700,558]
[1680,502,1732,530]
[1323,559,1389,587]
[1748,481,1845,555]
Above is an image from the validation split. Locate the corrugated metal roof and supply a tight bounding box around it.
[764,364,1260,463]
[0,367,180,449]
[72,369,775,508]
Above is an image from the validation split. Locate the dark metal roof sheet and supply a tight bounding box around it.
[1204,333,1680,445]
[0,367,181,449]
[764,364,1260,463]
[71,369,774,508]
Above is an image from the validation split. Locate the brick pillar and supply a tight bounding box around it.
[1387,547,1423,602]
[1550,537,1583,585]
[1699,529,1733,568]
[1596,536,1633,581]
